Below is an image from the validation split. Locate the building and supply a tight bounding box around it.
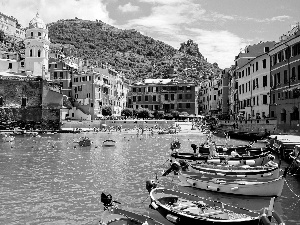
[218,69,230,118]
[269,23,300,132]
[0,11,25,39]
[0,51,19,73]
[233,42,275,118]
[236,46,274,120]
[127,78,199,116]
[24,12,50,79]
[70,67,128,120]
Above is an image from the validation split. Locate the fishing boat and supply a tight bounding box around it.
[100,192,163,225]
[103,139,116,147]
[164,160,280,179]
[146,183,284,225]
[170,150,274,167]
[162,166,287,197]
[77,137,91,147]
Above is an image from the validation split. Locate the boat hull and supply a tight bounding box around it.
[170,152,272,167]
[178,173,285,197]
[103,140,116,147]
[188,162,280,179]
[150,188,261,225]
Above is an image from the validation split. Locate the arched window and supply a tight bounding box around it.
[31,32,33,37]
[38,32,41,36]
[30,49,33,57]
[38,49,41,57]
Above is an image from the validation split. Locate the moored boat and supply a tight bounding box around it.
[165,160,280,179]
[103,139,116,147]
[100,192,163,225]
[170,150,273,167]
[1,134,15,142]
[77,137,91,147]
[170,169,287,197]
[146,184,284,225]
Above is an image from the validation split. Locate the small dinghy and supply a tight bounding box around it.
[100,192,163,225]
[1,134,15,142]
[146,182,284,225]
[165,160,280,179]
[103,139,116,147]
[76,137,91,147]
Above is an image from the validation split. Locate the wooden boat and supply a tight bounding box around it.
[164,160,280,179]
[170,150,273,167]
[100,192,163,225]
[146,185,284,225]
[77,137,91,147]
[196,144,254,155]
[103,139,116,147]
[174,170,286,197]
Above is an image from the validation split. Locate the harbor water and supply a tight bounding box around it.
[1,132,300,225]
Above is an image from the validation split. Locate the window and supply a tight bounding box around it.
[132,87,136,92]
[284,70,288,83]
[186,94,192,99]
[8,63,12,69]
[262,59,267,68]
[0,96,3,106]
[60,72,63,79]
[133,96,136,102]
[55,64,57,68]
[214,95,216,100]
[178,94,182,99]
[138,96,141,101]
[171,94,174,100]
[277,72,281,85]
[145,95,149,101]
[298,65,300,80]
[178,103,182,108]
[263,75,267,87]
[21,98,27,107]
[91,103,93,107]
[165,94,169,100]
[186,103,190,108]
[292,67,296,81]
[75,94,78,99]
[153,95,156,101]
[278,92,281,100]
[256,78,259,88]
[186,86,191,91]
[30,49,33,57]
[253,80,255,90]
[256,62,258,71]
[31,32,33,37]
[264,47,269,53]
[38,49,41,57]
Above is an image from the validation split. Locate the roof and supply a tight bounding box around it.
[29,12,47,29]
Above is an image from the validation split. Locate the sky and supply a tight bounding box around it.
[1,0,300,69]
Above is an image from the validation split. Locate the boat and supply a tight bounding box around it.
[146,183,284,225]
[170,150,274,167]
[288,145,300,174]
[164,160,280,179]
[162,166,287,197]
[100,192,163,225]
[1,134,15,142]
[77,137,91,147]
[103,139,116,147]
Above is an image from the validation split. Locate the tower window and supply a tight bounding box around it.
[8,63,12,69]
[30,49,33,57]
[38,49,41,57]
[21,98,27,107]
[38,32,41,36]
[31,32,33,37]
[0,96,3,106]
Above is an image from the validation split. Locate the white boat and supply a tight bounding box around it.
[178,160,280,179]
[176,170,286,197]
[1,134,15,142]
[103,139,116,147]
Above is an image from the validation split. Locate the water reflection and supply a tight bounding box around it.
[0,133,299,224]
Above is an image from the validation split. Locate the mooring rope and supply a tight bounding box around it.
[285,179,300,199]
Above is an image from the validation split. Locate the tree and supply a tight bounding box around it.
[132,109,139,118]
[0,30,6,43]
[121,108,133,118]
[102,106,112,116]
[138,108,150,119]
[153,110,164,119]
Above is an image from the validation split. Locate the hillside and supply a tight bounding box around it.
[48,19,222,83]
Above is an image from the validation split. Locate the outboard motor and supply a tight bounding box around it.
[162,161,181,176]
[101,192,113,208]
[146,180,157,193]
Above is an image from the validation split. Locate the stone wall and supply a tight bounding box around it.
[0,77,62,130]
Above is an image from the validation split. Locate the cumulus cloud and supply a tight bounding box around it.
[118,3,139,13]
[0,0,114,27]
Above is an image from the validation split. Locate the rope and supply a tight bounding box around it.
[285,179,300,199]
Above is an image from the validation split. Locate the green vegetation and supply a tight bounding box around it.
[48,19,222,83]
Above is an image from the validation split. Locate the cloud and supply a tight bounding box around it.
[269,15,291,22]
[0,0,114,27]
[118,3,139,13]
